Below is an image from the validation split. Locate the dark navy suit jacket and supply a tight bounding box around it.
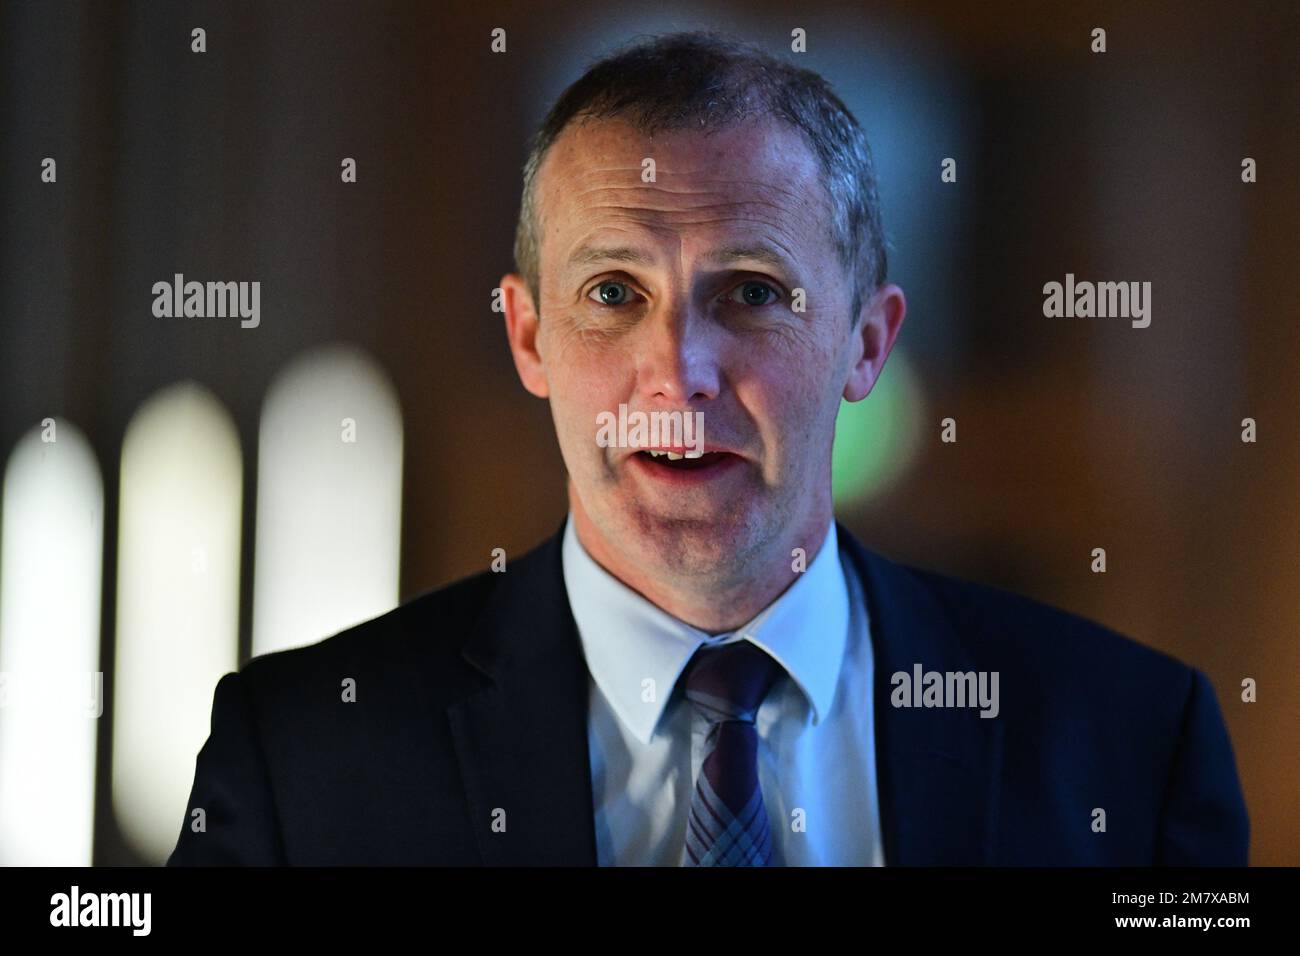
[167,519,1249,865]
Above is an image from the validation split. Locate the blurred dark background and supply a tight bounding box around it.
[1,0,1295,865]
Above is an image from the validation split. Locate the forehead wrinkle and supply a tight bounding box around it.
[545,159,834,280]
[579,213,811,262]
[559,195,814,262]
[554,187,831,252]
[539,147,829,234]
[565,176,817,206]
[565,194,823,240]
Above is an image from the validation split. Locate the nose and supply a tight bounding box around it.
[635,299,721,404]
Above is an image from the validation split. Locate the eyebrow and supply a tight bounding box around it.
[564,243,796,274]
[703,245,795,272]
[565,245,652,270]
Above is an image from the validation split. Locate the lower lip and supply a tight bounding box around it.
[627,452,745,487]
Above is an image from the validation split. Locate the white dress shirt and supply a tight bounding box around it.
[561,515,886,866]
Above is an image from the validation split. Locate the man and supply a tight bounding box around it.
[168,32,1248,866]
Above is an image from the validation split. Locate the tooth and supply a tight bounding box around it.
[647,450,665,457]
[666,452,683,460]
[685,449,704,459]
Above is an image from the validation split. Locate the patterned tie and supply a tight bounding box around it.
[679,639,783,866]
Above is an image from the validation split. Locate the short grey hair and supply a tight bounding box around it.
[512,30,889,326]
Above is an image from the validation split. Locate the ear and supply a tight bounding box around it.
[500,272,549,399]
[843,283,906,402]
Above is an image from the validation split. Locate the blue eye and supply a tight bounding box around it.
[728,281,780,307]
[589,281,635,306]
[587,279,780,308]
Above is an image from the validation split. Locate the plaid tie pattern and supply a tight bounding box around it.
[680,640,783,866]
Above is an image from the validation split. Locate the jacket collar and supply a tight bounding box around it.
[446,517,1001,865]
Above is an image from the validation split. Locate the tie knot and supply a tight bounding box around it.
[681,640,782,725]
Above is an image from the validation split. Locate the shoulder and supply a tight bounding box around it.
[209,522,569,730]
[844,532,1206,721]
[261,564,493,659]
[232,560,507,717]
[910,562,1186,677]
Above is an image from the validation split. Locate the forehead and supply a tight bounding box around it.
[532,115,833,266]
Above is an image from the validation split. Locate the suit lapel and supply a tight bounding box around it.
[445,517,1001,866]
[446,521,598,865]
[839,524,1003,865]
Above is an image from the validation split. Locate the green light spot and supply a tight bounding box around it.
[832,348,921,506]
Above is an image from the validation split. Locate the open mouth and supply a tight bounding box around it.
[628,450,745,486]
[635,450,732,471]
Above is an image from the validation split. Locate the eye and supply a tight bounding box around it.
[587,280,639,306]
[726,280,781,307]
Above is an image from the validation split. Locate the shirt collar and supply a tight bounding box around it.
[561,515,850,745]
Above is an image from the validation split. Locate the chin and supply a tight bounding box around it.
[619,504,765,573]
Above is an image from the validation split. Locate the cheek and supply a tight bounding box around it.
[544,315,631,388]
[741,370,816,452]
[744,344,843,462]
[544,336,630,464]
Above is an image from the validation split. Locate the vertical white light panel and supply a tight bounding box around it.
[252,343,403,657]
[112,382,242,862]
[0,421,103,865]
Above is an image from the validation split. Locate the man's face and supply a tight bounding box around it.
[504,115,902,590]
